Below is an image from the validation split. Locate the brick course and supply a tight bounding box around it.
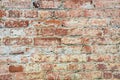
[0,0,120,80]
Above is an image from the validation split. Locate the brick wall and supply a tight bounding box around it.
[0,0,120,80]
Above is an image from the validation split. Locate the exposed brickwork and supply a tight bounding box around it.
[0,0,120,80]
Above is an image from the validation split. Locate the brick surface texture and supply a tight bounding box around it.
[0,0,120,80]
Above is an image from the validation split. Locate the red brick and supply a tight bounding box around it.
[24,72,45,80]
[24,72,44,80]
[67,63,79,70]
[24,10,38,18]
[97,64,107,70]
[82,45,92,53]
[33,0,61,8]
[62,37,82,44]
[39,28,68,36]
[8,10,21,18]
[88,18,108,26]
[31,54,57,63]
[54,10,67,18]
[55,28,68,36]
[0,74,12,80]
[0,10,6,17]
[93,0,120,8]
[46,72,60,80]
[87,54,112,62]
[2,0,31,8]
[5,20,29,28]
[41,63,53,71]
[24,27,37,36]
[44,19,63,26]
[103,72,112,79]
[68,9,83,17]
[54,10,83,18]
[38,11,53,19]
[40,28,55,36]
[69,28,102,37]
[110,18,120,26]
[84,9,120,18]
[34,37,61,46]
[9,65,23,72]
[64,0,92,8]
[3,37,32,45]
[113,73,120,79]
[62,18,88,27]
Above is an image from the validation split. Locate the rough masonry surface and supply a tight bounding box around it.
[0,0,120,80]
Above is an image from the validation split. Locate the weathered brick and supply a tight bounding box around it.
[113,73,120,79]
[0,20,4,28]
[41,63,53,71]
[25,72,45,80]
[8,10,21,18]
[3,37,32,45]
[67,63,79,70]
[0,0,120,79]
[38,10,53,19]
[0,10,6,17]
[0,74,12,80]
[63,0,92,9]
[108,63,120,71]
[2,0,31,8]
[63,18,88,27]
[55,28,68,36]
[82,63,96,70]
[33,0,61,8]
[44,19,63,26]
[54,9,83,18]
[39,28,68,36]
[46,71,60,80]
[34,37,61,46]
[24,27,37,36]
[68,27,102,37]
[103,72,112,79]
[9,65,23,72]
[96,64,107,70]
[0,64,9,73]
[88,18,109,26]
[5,20,29,28]
[79,71,102,79]
[92,45,119,54]
[31,54,56,63]
[40,28,55,36]
[62,37,82,44]
[57,54,86,63]
[93,0,120,8]
[110,18,120,26]
[84,9,120,18]
[24,10,38,18]
[53,64,67,71]
[82,45,92,53]
[87,54,113,62]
